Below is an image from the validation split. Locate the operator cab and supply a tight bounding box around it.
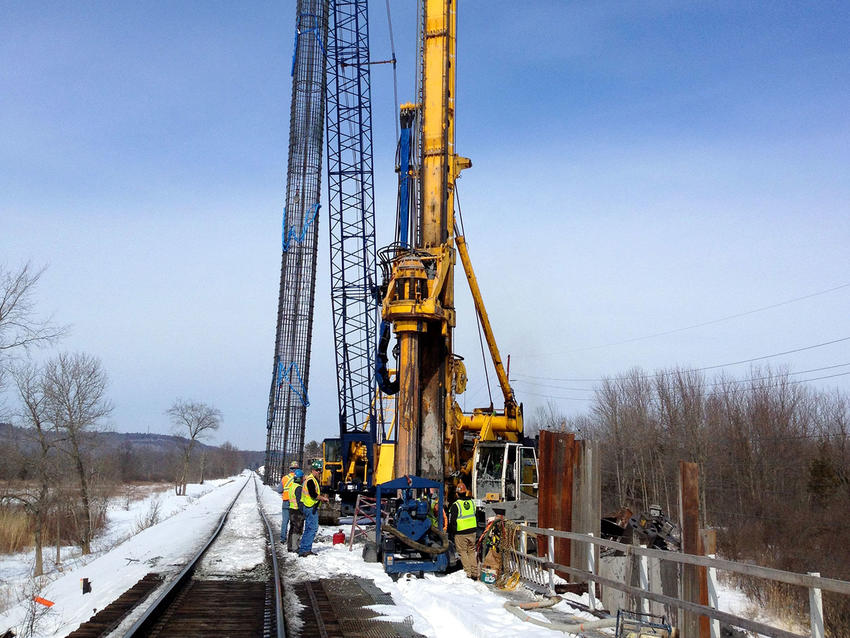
[471,441,538,521]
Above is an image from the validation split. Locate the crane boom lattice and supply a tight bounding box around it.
[326,0,379,475]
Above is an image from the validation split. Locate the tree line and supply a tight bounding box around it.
[535,365,850,635]
[0,262,248,576]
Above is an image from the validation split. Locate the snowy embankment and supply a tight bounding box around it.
[0,471,251,638]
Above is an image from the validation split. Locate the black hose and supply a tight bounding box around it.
[383,523,450,555]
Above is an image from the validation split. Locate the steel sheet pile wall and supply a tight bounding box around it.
[537,430,575,576]
[264,0,329,486]
[326,0,378,463]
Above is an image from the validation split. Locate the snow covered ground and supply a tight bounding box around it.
[0,472,798,638]
[0,472,251,637]
[256,485,602,637]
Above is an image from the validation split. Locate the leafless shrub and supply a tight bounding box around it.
[133,497,162,533]
[18,578,54,638]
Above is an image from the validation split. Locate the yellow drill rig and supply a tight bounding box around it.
[378,0,537,517]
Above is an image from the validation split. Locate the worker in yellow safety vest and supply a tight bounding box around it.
[298,459,328,557]
[449,482,479,579]
[280,460,300,543]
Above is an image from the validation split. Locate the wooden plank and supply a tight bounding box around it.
[544,561,805,638]
[522,526,850,595]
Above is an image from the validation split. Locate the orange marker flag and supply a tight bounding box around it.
[33,596,54,607]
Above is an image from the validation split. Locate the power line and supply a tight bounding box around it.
[518,389,593,402]
[522,370,850,403]
[511,379,595,392]
[515,362,850,392]
[524,282,850,359]
[513,336,850,383]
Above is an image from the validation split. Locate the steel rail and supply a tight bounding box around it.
[254,475,286,638]
[122,475,253,637]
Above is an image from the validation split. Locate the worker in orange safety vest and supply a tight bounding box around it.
[281,460,300,543]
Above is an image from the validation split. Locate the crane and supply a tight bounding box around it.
[324,0,380,492]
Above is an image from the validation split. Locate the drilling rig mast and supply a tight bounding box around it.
[380,0,523,486]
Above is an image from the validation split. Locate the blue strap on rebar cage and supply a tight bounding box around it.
[291,13,327,76]
[282,202,320,253]
[277,360,310,407]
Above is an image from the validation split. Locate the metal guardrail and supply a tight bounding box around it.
[509,525,844,638]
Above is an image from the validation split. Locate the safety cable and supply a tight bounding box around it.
[384,0,400,144]
[453,187,491,407]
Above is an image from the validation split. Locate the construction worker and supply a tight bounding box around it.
[287,470,305,552]
[449,482,479,579]
[298,459,329,557]
[280,461,300,543]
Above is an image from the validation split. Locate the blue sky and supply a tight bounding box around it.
[2,2,849,449]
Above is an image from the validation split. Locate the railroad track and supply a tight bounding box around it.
[68,474,285,638]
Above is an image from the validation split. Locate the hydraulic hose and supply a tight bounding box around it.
[503,601,617,633]
[516,596,561,610]
[383,523,450,555]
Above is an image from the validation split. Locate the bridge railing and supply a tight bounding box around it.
[506,524,847,638]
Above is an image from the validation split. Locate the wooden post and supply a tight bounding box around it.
[707,554,720,638]
[639,553,650,614]
[548,531,556,595]
[700,530,717,638]
[587,533,597,610]
[809,572,824,638]
[679,461,701,638]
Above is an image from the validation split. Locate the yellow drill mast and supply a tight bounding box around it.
[381,0,522,483]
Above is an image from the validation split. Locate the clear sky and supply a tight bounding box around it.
[2,2,848,450]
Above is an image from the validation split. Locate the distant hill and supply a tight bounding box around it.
[0,423,264,481]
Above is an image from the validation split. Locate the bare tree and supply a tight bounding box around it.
[12,363,56,576]
[43,352,112,554]
[167,399,221,496]
[0,263,67,392]
[529,400,568,434]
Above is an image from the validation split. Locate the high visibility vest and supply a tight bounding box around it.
[287,478,300,509]
[282,473,295,501]
[301,474,320,508]
[454,499,476,532]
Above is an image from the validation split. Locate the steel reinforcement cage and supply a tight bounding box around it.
[325,0,379,470]
[264,0,329,487]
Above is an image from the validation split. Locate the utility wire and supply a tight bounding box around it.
[525,282,850,359]
[524,370,850,403]
[513,362,850,391]
[512,336,850,383]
